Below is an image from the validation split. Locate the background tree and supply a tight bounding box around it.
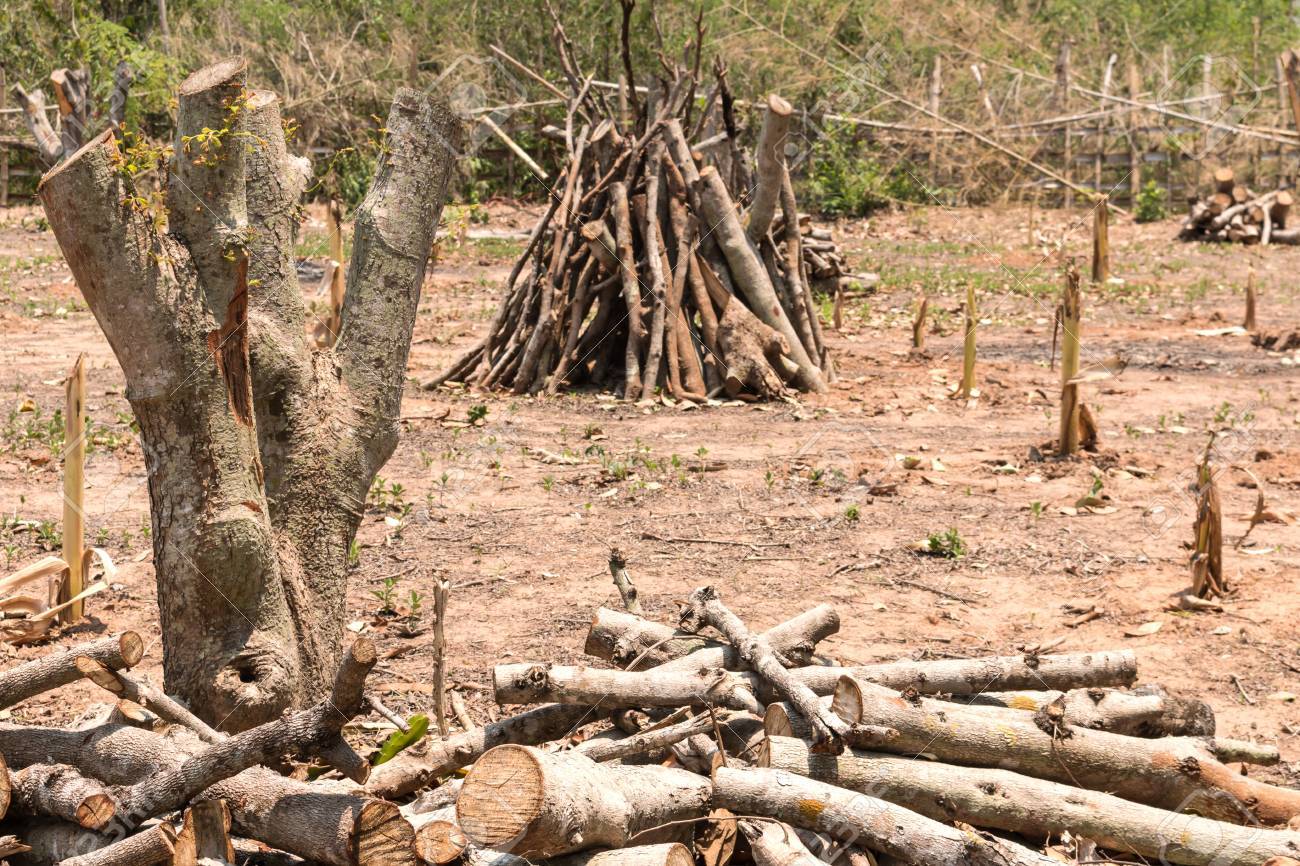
[37,57,459,728]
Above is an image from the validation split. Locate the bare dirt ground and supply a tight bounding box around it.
[1,199,1297,782]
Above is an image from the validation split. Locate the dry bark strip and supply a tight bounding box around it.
[763,736,1300,866]
[828,675,1300,823]
[584,604,837,671]
[493,662,761,714]
[715,766,1059,866]
[173,799,235,866]
[0,632,142,710]
[456,745,711,858]
[678,586,847,752]
[366,703,592,799]
[788,649,1136,695]
[10,764,115,830]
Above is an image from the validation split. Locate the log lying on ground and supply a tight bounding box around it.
[788,649,1137,695]
[463,843,695,866]
[61,823,177,866]
[716,766,1059,866]
[0,632,142,710]
[412,805,468,865]
[574,710,721,762]
[456,745,711,858]
[828,676,1300,823]
[366,703,593,799]
[763,736,1300,866]
[584,604,838,671]
[953,684,1215,736]
[494,663,761,714]
[10,764,115,830]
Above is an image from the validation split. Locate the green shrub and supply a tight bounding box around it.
[800,121,932,217]
[1134,180,1167,224]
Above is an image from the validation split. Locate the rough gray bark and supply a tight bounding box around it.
[493,662,761,714]
[716,767,1059,866]
[788,649,1137,695]
[951,685,1215,737]
[0,632,142,710]
[10,764,115,830]
[366,703,592,799]
[37,59,459,728]
[74,657,223,744]
[763,736,1300,866]
[456,745,711,858]
[60,824,176,866]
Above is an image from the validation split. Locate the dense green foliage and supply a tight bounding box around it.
[2,0,1296,209]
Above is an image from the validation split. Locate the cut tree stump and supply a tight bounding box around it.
[456,745,711,858]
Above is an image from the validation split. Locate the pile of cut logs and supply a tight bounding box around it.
[435,14,840,401]
[1,595,1296,866]
[366,591,1300,866]
[1179,168,1296,245]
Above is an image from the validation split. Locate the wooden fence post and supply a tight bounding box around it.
[1054,40,1073,209]
[60,354,86,624]
[928,56,942,178]
[1092,195,1109,283]
[1127,58,1142,203]
[1,68,8,208]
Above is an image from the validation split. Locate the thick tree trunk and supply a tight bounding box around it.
[745,94,793,243]
[762,736,1300,866]
[693,166,825,393]
[827,675,1300,823]
[37,59,458,728]
[715,766,1059,866]
[456,746,711,858]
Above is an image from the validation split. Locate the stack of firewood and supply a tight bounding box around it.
[0,594,1296,866]
[1179,167,1296,245]
[434,13,836,401]
[362,590,1300,866]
